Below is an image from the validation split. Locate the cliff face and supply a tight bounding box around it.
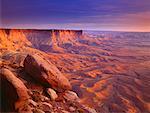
[0,29,82,52]
[0,29,32,50]
[25,29,82,52]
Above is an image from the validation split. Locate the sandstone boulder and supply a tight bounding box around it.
[0,68,30,112]
[23,54,71,92]
[47,88,58,100]
[69,106,76,112]
[63,91,79,101]
[28,99,38,107]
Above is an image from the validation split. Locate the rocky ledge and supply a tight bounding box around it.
[0,51,97,113]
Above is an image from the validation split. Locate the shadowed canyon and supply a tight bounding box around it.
[0,29,150,113]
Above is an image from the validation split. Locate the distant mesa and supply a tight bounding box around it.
[0,29,83,52]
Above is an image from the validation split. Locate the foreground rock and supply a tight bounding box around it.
[63,91,79,102]
[47,88,58,100]
[24,54,71,92]
[0,68,30,112]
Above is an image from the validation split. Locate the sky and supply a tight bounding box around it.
[0,0,150,32]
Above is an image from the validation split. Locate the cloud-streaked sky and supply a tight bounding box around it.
[0,0,150,31]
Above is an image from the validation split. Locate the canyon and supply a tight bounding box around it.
[0,29,150,113]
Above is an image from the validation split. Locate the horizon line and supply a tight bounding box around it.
[0,27,150,33]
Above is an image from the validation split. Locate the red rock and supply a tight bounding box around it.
[47,88,58,100]
[23,54,71,92]
[38,102,52,112]
[63,91,79,101]
[69,106,76,112]
[0,68,30,112]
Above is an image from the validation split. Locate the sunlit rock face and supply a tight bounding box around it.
[0,29,82,52]
[50,30,82,51]
[0,29,32,50]
[22,29,83,52]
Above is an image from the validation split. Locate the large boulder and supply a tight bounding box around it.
[0,68,30,112]
[23,54,71,92]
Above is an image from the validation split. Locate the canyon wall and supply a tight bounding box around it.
[0,29,83,52]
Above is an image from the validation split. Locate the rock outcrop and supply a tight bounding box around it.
[23,54,71,92]
[63,91,79,102]
[0,29,32,50]
[24,29,82,51]
[0,29,83,52]
[0,68,30,112]
[47,88,58,100]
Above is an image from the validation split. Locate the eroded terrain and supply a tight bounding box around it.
[46,31,150,112]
